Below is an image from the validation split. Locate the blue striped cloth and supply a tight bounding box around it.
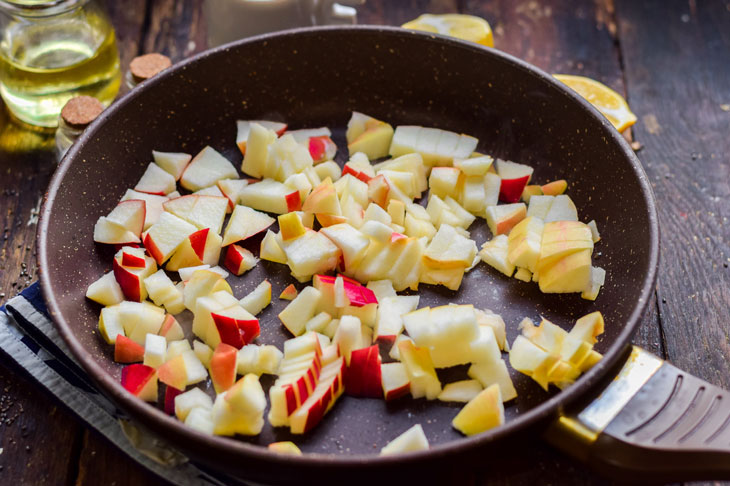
[0,282,256,486]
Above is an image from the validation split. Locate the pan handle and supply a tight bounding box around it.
[545,346,730,482]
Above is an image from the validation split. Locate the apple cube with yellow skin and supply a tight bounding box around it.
[519,317,567,355]
[380,424,429,455]
[507,216,544,272]
[423,224,477,270]
[260,230,287,264]
[538,248,592,294]
[542,179,567,196]
[485,203,527,236]
[537,221,593,269]
[268,441,302,455]
[479,234,515,277]
[452,384,504,436]
[212,374,266,436]
[346,111,394,160]
[429,167,463,200]
[397,340,441,400]
[374,153,428,194]
[454,155,493,176]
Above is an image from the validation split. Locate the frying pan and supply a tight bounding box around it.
[37,27,730,484]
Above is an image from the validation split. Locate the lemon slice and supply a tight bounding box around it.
[553,74,637,132]
[401,14,494,47]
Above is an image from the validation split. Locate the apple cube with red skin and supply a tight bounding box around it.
[113,247,157,302]
[496,159,534,203]
[166,227,222,271]
[216,178,248,211]
[280,284,298,300]
[163,385,183,415]
[159,314,184,341]
[289,357,345,434]
[342,163,372,183]
[344,345,382,398]
[121,364,158,402]
[210,343,239,393]
[114,335,144,363]
[381,362,410,401]
[120,189,168,231]
[308,135,337,163]
[144,212,198,265]
[180,146,239,192]
[212,310,260,349]
[485,203,527,236]
[238,178,302,214]
[223,244,258,276]
[135,163,176,195]
[222,205,275,247]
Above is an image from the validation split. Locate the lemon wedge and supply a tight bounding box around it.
[402,14,494,48]
[553,74,637,132]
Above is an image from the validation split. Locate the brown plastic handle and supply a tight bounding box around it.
[547,347,730,482]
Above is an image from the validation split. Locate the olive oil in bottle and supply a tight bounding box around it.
[0,1,120,127]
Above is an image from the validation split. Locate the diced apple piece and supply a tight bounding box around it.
[389,126,477,167]
[438,380,483,403]
[152,151,191,181]
[454,155,494,176]
[113,248,157,302]
[180,146,238,192]
[307,135,337,163]
[260,230,287,264]
[268,441,302,455]
[121,364,158,402]
[398,340,441,400]
[375,295,419,342]
[222,244,257,276]
[479,235,515,277]
[93,217,140,244]
[143,212,198,264]
[521,184,543,203]
[279,286,321,336]
[98,305,124,344]
[381,362,410,401]
[86,271,124,306]
[424,224,477,269]
[175,387,213,422]
[507,216,545,272]
[236,120,287,155]
[210,343,238,393]
[280,284,298,301]
[320,223,370,271]
[114,335,144,363]
[581,266,606,301]
[344,344,382,398]
[346,112,394,160]
[280,229,341,280]
[120,190,168,230]
[135,163,176,196]
[333,315,361,365]
[163,195,228,235]
[541,179,567,196]
[429,167,462,200]
[143,333,167,368]
[496,159,533,203]
[313,160,342,181]
[451,384,504,436]
[193,340,213,367]
[302,179,341,215]
[212,374,266,436]
[222,205,275,247]
[544,194,579,222]
[485,203,526,236]
[236,280,271,317]
[288,357,345,434]
[380,424,429,455]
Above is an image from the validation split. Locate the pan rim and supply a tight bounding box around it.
[38,25,659,469]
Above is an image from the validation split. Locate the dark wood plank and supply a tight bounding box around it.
[142,0,208,60]
[614,0,730,386]
[357,0,459,25]
[104,0,151,95]
[75,430,169,486]
[0,356,81,484]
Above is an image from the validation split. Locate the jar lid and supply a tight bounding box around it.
[60,96,105,128]
[130,53,172,82]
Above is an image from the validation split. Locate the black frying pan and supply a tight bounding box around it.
[37,27,730,484]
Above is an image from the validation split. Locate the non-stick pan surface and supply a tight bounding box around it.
[38,27,658,483]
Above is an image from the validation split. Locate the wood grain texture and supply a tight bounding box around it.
[103,0,150,96]
[614,0,730,387]
[0,357,81,484]
[357,0,459,25]
[143,0,208,60]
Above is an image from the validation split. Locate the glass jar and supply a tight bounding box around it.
[0,0,121,127]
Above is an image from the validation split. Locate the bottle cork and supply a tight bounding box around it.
[129,53,172,83]
[60,96,105,129]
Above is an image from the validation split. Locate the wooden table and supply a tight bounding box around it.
[1,0,728,484]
